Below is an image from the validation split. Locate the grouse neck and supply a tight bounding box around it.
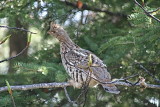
[60,38,77,49]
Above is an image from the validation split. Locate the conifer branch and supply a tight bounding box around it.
[0,81,160,93]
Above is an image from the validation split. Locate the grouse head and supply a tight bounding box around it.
[48,22,70,42]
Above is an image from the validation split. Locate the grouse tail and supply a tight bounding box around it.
[101,83,120,94]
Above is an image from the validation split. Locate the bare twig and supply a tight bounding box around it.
[123,74,139,80]
[134,0,160,23]
[136,63,160,84]
[67,66,93,105]
[148,7,160,14]
[64,86,87,106]
[82,71,138,85]
[74,73,90,106]
[0,30,33,63]
[114,81,160,89]
[0,81,160,93]
[10,94,16,107]
[0,25,37,34]
[0,35,11,45]
[0,45,29,63]
[64,87,76,104]
[6,80,16,107]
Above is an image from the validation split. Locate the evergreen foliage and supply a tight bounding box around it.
[0,0,160,106]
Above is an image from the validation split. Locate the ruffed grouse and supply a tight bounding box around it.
[48,22,120,94]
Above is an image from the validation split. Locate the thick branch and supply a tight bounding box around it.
[0,81,160,93]
[0,82,71,93]
[63,1,127,18]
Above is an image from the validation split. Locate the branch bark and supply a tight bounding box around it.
[134,0,160,23]
[0,81,160,93]
[0,82,71,93]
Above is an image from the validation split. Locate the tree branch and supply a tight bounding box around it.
[134,0,160,23]
[0,25,34,63]
[0,25,37,34]
[114,81,160,89]
[0,82,71,93]
[0,81,160,93]
[135,62,160,84]
[0,45,29,63]
[63,1,127,18]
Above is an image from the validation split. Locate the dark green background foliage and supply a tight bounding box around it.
[0,0,160,106]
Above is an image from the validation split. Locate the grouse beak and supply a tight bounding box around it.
[48,31,56,37]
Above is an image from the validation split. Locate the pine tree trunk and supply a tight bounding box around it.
[8,16,28,73]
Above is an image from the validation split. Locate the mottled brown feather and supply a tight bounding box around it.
[48,22,120,94]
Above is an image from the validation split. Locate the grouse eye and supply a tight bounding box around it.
[105,88,109,91]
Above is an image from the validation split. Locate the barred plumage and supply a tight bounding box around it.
[48,22,120,94]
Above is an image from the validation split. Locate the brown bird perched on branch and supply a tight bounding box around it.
[48,22,120,94]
